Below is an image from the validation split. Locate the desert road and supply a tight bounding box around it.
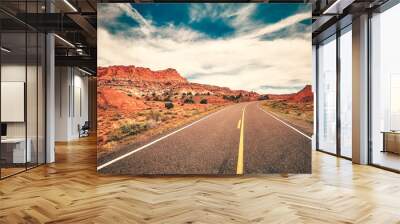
[98,102,312,175]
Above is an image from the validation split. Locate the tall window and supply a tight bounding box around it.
[371,3,400,171]
[317,35,337,154]
[339,26,352,158]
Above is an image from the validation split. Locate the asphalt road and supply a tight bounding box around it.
[98,101,311,175]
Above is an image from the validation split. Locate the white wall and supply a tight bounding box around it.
[1,63,46,164]
[55,67,89,141]
[55,67,70,141]
[1,65,37,138]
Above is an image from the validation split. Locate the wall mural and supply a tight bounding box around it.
[97,3,313,175]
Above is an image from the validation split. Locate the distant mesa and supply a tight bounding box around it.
[97,65,312,104]
[98,65,188,84]
[97,65,260,100]
[266,85,313,103]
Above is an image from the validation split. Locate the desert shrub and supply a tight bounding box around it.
[165,102,174,109]
[164,110,174,115]
[234,94,242,100]
[111,114,122,121]
[184,98,195,104]
[127,93,133,97]
[223,95,237,101]
[119,122,149,136]
[108,134,121,142]
[200,99,208,104]
[187,92,192,96]
[147,120,157,128]
[147,110,161,122]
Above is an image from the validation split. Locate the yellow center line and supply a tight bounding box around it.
[236,105,246,175]
[237,119,241,129]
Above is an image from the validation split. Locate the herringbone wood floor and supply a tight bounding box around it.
[1,136,400,224]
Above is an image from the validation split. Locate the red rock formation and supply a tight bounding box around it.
[98,87,149,112]
[98,66,188,84]
[97,65,260,101]
[267,85,313,102]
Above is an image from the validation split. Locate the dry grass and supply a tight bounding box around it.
[261,100,313,136]
[98,103,224,157]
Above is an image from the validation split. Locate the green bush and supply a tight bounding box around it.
[200,99,208,104]
[223,95,237,101]
[184,98,195,104]
[165,102,174,109]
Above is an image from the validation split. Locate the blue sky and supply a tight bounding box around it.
[98,3,311,94]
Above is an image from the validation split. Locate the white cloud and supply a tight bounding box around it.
[241,11,310,40]
[98,4,311,94]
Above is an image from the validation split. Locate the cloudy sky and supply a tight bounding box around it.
[98,3,311,94]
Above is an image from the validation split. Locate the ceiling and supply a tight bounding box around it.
[0,0,394,74]
[0,0,97,74]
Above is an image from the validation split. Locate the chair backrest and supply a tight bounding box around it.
[82,121,90,129]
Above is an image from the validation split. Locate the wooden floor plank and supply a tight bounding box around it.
[0,136,399,223]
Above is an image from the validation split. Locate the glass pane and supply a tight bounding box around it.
[317,36,337,154]
[371,4,400,171]
[38,33,45,165]
[27,31,38,169]
[1,30,27,177]
[340,27,352,158]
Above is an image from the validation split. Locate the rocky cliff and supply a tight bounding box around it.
[97,65,260,106]
[266,85,313,103]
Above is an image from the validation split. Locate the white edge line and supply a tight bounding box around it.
[97,106,230,170]
[257,103,312,140]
